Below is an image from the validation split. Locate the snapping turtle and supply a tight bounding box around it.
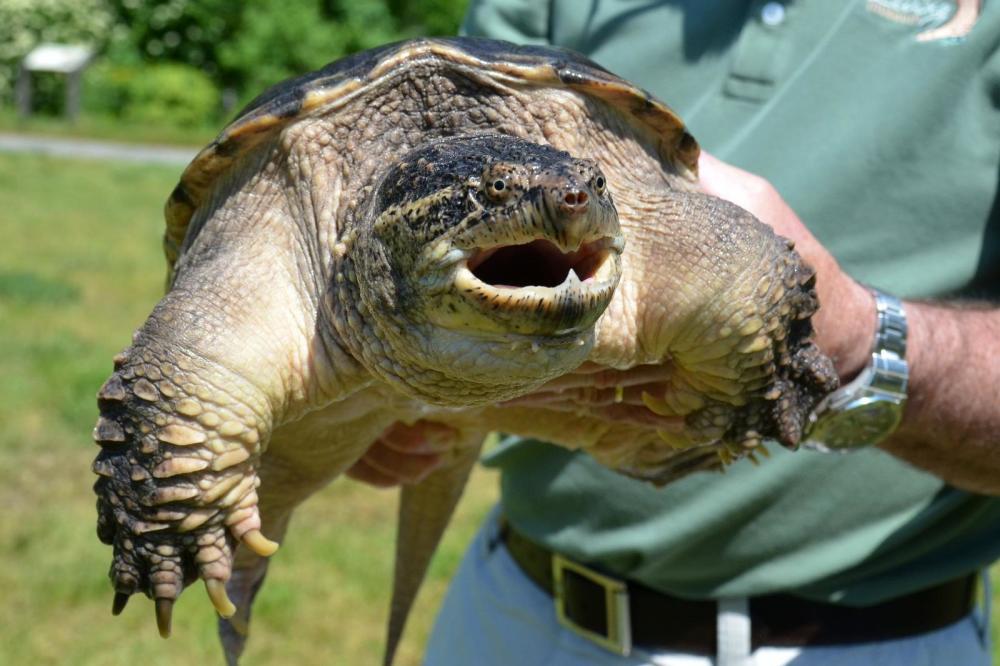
[90,38,836,664]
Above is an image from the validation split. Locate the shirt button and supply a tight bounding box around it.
[761,2,786,26]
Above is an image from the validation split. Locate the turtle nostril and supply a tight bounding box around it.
[563,191,588,206]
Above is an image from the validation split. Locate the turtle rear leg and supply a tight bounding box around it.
[219,513,292,665]
[384,431,485,666]
[218,455,332,666]
[216,431,371,664]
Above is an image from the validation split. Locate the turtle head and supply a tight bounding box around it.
[340,134,624,404]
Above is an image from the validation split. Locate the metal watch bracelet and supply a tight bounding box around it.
[803,290,909,451]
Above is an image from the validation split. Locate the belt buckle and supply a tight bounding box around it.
[551,553,632,656]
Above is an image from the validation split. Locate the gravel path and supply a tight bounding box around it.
[0,132,196,166]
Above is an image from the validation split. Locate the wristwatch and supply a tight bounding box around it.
[803,290,909,452]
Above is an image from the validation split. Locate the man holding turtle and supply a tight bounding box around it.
[352,1,1000,664]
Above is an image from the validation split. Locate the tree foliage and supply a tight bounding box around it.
[0,0,115,105]
[108,0,469,100]
[216,0,400,101]
[3,0,470,125]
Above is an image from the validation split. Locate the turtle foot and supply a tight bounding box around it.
[91,351,278,637]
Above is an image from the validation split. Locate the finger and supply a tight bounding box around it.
[590,403,686,429]
[569,361,610,373]
[502,391,578,406]
[535,364,673,392]
[345,457,405,488]
[379,420,458,454]
[505,383,671,408]
[698,150,757,208]
[501,399,684,429]
[363,439,444,484]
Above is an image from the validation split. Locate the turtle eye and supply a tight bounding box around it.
[485,176,511,202]
[593,175,606,194]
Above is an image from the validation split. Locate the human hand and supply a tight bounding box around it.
[503,362,686,430]
[698,152,874,379]
[346,420,458,487]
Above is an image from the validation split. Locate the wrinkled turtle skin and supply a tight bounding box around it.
[90,38,837,664]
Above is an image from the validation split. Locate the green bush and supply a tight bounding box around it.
[106,0,241,76]
[4,0,471,126]
[387,0,469,39]
[125,63,219,127]
[81,61,134,117]
[218,0,399,100]
[0,0,115,106]
[83,61,219,128]
[108,0,469,104]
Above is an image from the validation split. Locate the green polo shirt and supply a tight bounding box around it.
[463,0,1000,604]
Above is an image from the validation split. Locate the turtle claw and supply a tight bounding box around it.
[205,579,238,618]
[240,529,279,557]
[155,598,174,638]
[112,591,130,616]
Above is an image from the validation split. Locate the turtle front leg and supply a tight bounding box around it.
[591,191,838,476]
[92,343,279,637]
[91,185,364,635]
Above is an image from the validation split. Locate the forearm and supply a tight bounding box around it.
[879,300,1000,494]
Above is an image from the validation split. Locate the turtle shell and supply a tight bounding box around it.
[163,37,699,280]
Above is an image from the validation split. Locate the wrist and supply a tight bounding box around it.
[816,277,876,381]
[804,289,909,451]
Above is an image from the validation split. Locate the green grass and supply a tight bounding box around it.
[0,151,498,665]
[0,108,217,147]
[1,151,997,665]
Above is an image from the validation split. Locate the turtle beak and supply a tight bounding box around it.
[536,171,597,251]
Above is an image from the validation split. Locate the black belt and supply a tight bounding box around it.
[500,520,977,656]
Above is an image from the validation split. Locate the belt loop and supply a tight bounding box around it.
[975,569,991,647]
[486,508,507,554]
[717,597,752,666]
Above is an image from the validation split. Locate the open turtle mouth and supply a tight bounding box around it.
[466,237,617,288]
[451,234,622,335]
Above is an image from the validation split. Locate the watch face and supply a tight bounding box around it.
[806,398,904,450]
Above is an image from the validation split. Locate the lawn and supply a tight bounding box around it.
[0,109,217,148]
[1,150,997,665]
[0,151,498,665]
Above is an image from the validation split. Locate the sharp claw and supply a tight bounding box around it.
[656,428,688,450]
[641,391,675,416]
[205,579,237,618]
[112,592,130,616]
[241,529,279,557]
[155,598,174,638]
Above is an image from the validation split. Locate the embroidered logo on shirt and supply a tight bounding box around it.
[866,0,981,41]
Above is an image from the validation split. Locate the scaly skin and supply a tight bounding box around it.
[94,338,273,634]
[90,44,837,664]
